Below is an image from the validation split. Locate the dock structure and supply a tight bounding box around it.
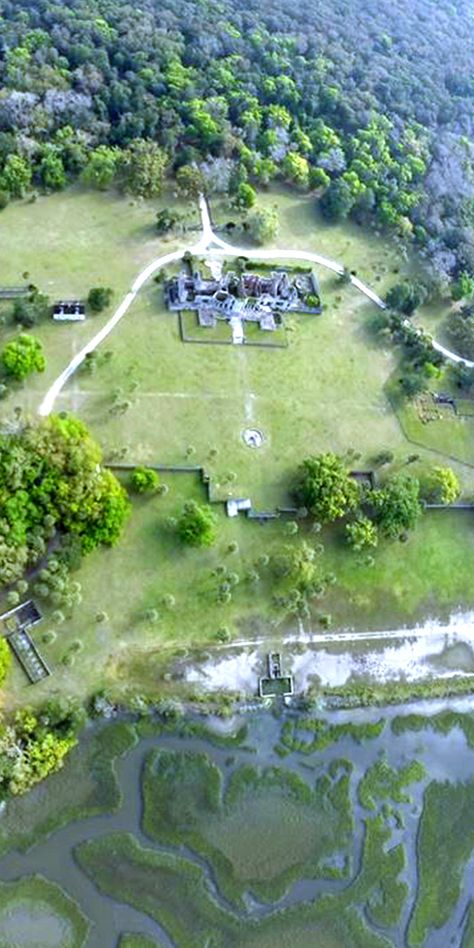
[0,600,50,684]
[0,287,30,299]
[259,652,294,698]
[7,629,50,684]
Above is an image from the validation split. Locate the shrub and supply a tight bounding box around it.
[87,287,114,313]
[177,501,217,547]
[41,630,56,644]
[215,626,231,642]
[130,466,159,493]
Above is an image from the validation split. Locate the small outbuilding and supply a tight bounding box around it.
[53,300,86,322]
[226,498,252,518]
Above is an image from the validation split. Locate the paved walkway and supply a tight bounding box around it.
[38,195,471,416]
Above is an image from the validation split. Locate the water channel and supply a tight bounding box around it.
[1,696,474,946]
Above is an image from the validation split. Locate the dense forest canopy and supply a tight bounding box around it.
[1,0,474,280]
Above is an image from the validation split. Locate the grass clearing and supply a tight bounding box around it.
[2,185,474,707]
[0,875,90,947]
[0,183,192,416]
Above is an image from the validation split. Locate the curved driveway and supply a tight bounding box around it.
[38,195,472,416]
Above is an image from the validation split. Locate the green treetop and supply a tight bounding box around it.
[370,474,422,538]
[421,466,461,505]
[82,146,120,190]
[121,139,168,198]
[88,287,114,313]
[130,466,160,494]
[1,333,45,380]
[177,500,217,547]
[346,515,378,552]
[247,207,279,244]
[385,281,426,316]
[295,453,360,523]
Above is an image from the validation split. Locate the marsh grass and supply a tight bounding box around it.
[358,757,426,811]
[408,779,474,945]
[141,749,353,905]
[0,874,90,948]
[277,716,385,755]
[0,721,136,856]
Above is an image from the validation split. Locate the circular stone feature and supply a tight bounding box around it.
[243,428,264,448]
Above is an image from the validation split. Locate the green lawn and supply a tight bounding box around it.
[0,183,195,414]
[2,185,474,707]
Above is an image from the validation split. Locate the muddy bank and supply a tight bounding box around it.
[182,609,474,698]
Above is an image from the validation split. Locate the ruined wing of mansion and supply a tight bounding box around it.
[165,266,322,332]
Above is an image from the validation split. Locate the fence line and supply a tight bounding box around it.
[106,461,300,521]
[108,460,474,520]
[385,387,474,472]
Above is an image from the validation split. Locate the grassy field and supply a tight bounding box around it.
[2,184,474,707]
[6,481,474,710]
[0,183,195,414]
[0,875,90,947]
